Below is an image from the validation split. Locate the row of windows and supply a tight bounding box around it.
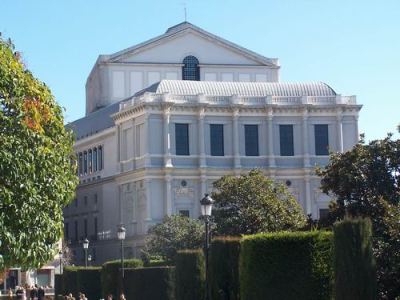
[175,123,329,156]
[77,146,103,176]
[71,194,98,208]
[65,217,98,241]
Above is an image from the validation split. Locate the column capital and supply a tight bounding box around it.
[232,108,240,118]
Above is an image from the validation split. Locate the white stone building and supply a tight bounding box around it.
[64,22,361,264]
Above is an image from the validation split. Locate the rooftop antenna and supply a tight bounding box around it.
[180,2,187,22]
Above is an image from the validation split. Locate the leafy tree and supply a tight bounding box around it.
[212,169,306,236]
[143,215,205,262]
[0,37,78,269]
[317,134,400,298]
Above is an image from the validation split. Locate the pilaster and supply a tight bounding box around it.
[302,110,311,167]
[198,106,206,168]
[232,108,241,169]
[267,108,276,168]
[163,106,173,168]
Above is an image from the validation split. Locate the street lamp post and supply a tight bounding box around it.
[200,194,214,300]
[83,238,89,268]
[58,250,63,274]
[87,254,92,267]
[117,224,126,293]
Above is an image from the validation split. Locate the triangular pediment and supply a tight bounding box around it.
[107,22,279,67]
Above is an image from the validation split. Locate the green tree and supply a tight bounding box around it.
[212,169,306,236]
[317,134,400,298]
[0,38,78,269]
[143,215,205,262]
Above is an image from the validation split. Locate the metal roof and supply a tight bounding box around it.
[135,80,337,97]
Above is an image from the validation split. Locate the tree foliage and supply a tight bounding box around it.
[317,134,400,299]
[143,215,205,262]
[212,169,306,236]
[0,37,78,268]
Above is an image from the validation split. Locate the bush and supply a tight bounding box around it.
[101,258,143,298]
[123,266,176,300]
[144,258,174,267]
[210,237,241,300]
[55,274,64,296]
[175,249,205,300]
[334,218,377,300]
[240,231,333,300]
[63,266,79,298]
[77,267,102,300]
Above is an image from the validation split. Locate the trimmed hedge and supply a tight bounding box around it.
[101,258,143,298]
[240,231,333,300]
[123,266,176,300]
[54,274,64,297]
[144,258,174,267]
[63,266,79,298]
[210,237,241,300]
[334,218,377,300]
[77,267,102,300]
[175,249,205,300]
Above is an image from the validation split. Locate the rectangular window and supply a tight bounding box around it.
[83,151,88,174]
[98,146,103,170]
[280,125,294,156]
[210,124,224,156]
[94,194,98,204]
[315,124,329,155]
[84,196,88,206]
[93,148,98,172]
[74,198,78,207]
[88,150,92,173]
[78,153,83,175]
[245,125,259,156]
[175,123,189,155]
[179,210,190,217]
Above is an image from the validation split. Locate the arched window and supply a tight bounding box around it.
[182,56,200,81]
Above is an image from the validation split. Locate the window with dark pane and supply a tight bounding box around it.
[245,125,259,156]
[175,123,190,155]
[84,219,88,237]
[182,56,200,81]
[315,124,329,155]
[280,125,294,156]
[98,146,103,170]
[83,151,88,174]
[88,149,92,173]
[78,152,83,175]
[74,220,78,241]
[94,217,98,239]
[210,124,224,156]
[179,210,190,217]
[93,148,97,172]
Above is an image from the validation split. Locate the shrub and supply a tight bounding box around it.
[77,267,102,300]
[175,249,205,300]
[54,274,64,296]
[63,266,79,298]
[240,231,333,300]
[334,218,377,300]
[210,237,241,300]
[101,258,143,298]
[144,258,174,267]
[123,266,176,300]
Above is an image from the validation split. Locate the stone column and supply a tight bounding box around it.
[305,175,312,216]
[145,179,152,222]
[354,115,359,143]
[336,112,344,152]
[163,107,172,168]
[165,175,172,216]
[232,108,241,169]
[302,111,311,167]
[198,107,206,168]
[144,113,150,167]
[267,108,276,168]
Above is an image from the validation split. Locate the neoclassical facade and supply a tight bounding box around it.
[64,22,361,264]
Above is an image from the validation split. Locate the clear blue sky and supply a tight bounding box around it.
[1,0,399,141]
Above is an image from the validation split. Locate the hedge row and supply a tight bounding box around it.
[175,250,205,300]
[334,218,376,300]
[210,237,241,300]
[60,267,101,299]
[123,267,176,300]
[240,231,333,300]
[101,258,143,298]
